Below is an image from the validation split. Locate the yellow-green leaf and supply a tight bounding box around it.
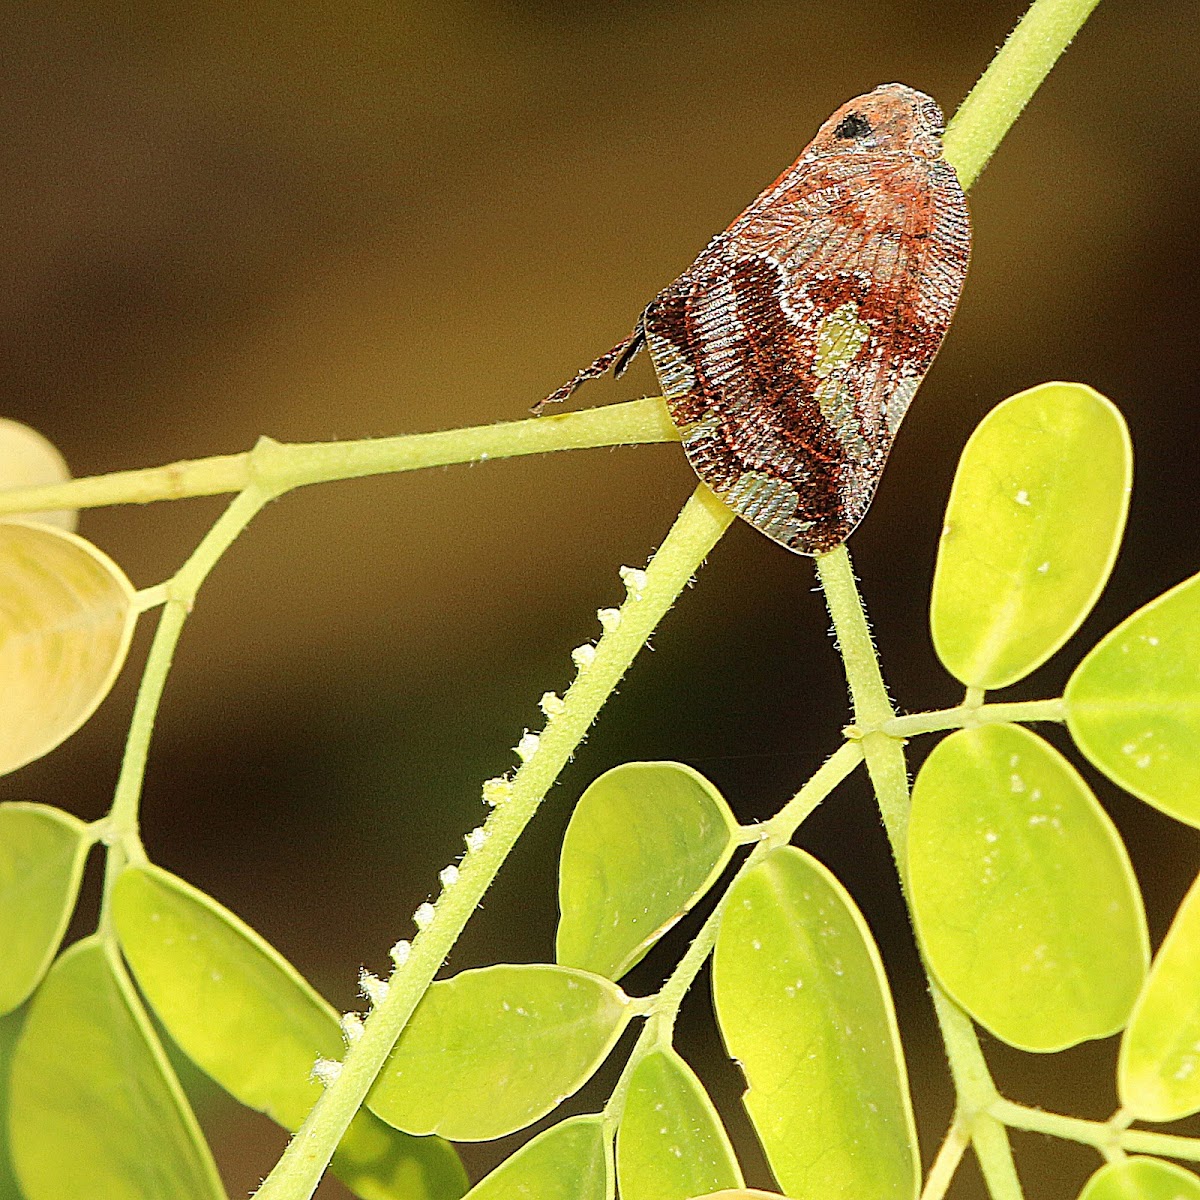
[931,383,1131,689]
[616,1045,742,1200]
[0,419,76,532]
[462,1115,610,1200]
[0,1008,27,1197]
[369,965,632,1141]
[8,936,223,1200]
[0,803,90,1014]
[557,761,739,980]
[1078,1157,1200,1200]
[0,521,136,775]
[1066,570,1200,826]
[712,846,918,1200]
[910,724,1147,1051]
[1120,870,1200,1122]
[113,864,465,1200]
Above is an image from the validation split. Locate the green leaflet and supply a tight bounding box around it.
[462,1115,610,1200]
[0,803,90,1014]
[1120,870,1200,1122]
[369,964,632,1141]
[1077,1157,1200,1200]
[112,865,466,1200]
[0,521,137,775]
[616,1045,742,1200]
[931,382,1130,689]
[557,761,739,980]
[712,846,918,1200]
[0,1008,27,1198]
[8,936,224,1200]
[910,724,1147,1051]
[1066,570,1200,827]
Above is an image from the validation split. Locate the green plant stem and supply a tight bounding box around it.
[815,545,1023,1200]
[991,1098,1200,1164]
[942,0,1103,190]
[880,697,1066,739]
[601,740,865,1130]
[921,1122,971,1200]
[253,485,734,1200]
[98,484,274,933]
[0,397,678,517]
[972,1114,1026,1200]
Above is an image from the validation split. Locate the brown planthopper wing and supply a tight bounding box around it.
[535,83,970,553]
[645,117,969,555]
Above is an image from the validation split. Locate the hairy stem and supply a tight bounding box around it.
[0,397,678,517]
[878,697,1067,739]
[943,0,1103,189]
[816,545,1023,1199]
[921,1123,971,1200]
[98,484,273,932]
[991,1098,1200,1164]
[253,485,734,1200]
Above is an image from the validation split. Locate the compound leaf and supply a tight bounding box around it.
[0,803,90,1014]
[558,761,739,980]
[1120,870,1200,1122]
[369,965,632,1141]
[712,846,918,1200]
[616,1045,742,1200]
[8,936,223,1200]
[1066,570,1200,826]
[0,521,136,775]
[931,382,1130,690]
[112,864,465,1200]
[462,1115,610,1200]
[910,724,1147,1051]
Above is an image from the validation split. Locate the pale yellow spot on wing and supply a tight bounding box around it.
[813,301,870,379]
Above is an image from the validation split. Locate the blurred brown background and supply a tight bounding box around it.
[2,1,1199,1196]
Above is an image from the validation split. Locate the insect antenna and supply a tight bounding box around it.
[532,320,645,414]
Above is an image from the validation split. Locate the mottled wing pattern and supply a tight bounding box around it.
[646,151,969,554]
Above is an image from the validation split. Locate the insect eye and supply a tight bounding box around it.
[834,113,873,140]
